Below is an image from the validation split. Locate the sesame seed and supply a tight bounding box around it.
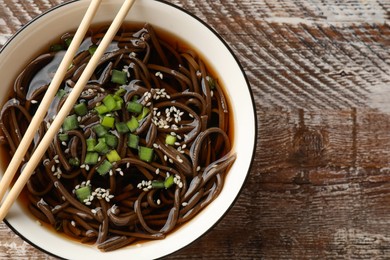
[155,168,160,174]
[51,165,56,172]
[126,162,130,168]
[196,166,201,171]
[80,164,86,169]
[164,155,168,161]
[157,199,161,205]
[31,100,38,104]
[61,141,67,146]
[169,158,174,163]
[120,171,124,176]
[85,165,90,171]
[182,202,188,207]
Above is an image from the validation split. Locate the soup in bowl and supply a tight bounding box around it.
[0,0,256,259]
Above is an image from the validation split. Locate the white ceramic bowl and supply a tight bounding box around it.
[0,0,256,259]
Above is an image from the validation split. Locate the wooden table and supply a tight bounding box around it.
[1,0,390,259]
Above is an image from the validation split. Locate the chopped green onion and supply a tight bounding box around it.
[101,116,115,129]
[86,138,97,152]
[111,70,127,85]
[104,134,118,148]
[93,124,108,137]
[65,37,73,47]
[103,94,117,111]
[58,133,69,142]
[126,116,139,132]
[127,101,143,114]
[164,175,175,189]
[62,114,79,131]
[106,150,121,163]
[132,95,139,101]
[113,100,124,111]
[98,137,106,144]
[127,134,139,149]
[152,180,165,189]
[115,122,129,134]
[97,160,113,176]
[165,134,177,145]
[50,44,64,52]
[115,87,126,97]
[74,102,88,116]
[75,186,91,202]
[137,107,150,121]
[113,95,122,102]
[85,152,99,165]
[138,146,154,162]
[94,140,109,154]
[88,45,98,56]
[56,89,67,98]
[69,158,80,167]
[95,104,109,115]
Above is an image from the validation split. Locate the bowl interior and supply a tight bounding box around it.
[0,0,256,259]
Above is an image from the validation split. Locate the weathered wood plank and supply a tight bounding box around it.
[0,0,389,259]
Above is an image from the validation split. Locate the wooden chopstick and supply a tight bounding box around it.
[0,0,103,204]
[0,0,136,221]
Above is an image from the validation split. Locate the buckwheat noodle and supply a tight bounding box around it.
[0,24,236,252]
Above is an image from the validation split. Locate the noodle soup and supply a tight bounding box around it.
[0,23,235,252]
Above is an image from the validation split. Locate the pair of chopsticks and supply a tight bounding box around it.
[0,0,136,221]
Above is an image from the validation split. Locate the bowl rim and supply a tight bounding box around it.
[0,0,258,259]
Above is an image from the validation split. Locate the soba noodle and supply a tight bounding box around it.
[0,24,236,251]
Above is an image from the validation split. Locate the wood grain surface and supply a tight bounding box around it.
[1,0,390,259]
